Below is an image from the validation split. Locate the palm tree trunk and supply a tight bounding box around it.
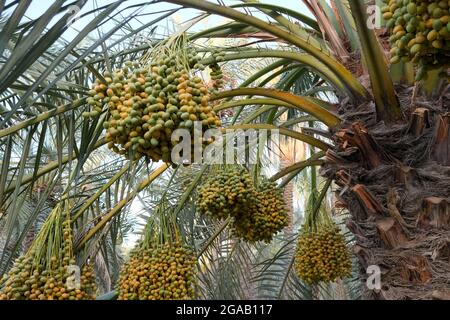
[321,92,450,300]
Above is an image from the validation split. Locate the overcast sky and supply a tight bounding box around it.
[17,0,312,42]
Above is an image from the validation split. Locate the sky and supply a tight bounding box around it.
[17,0,313,43]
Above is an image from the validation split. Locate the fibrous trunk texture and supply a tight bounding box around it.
[321,84,450,300]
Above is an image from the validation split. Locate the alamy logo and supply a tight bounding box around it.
[66,5,81,27]
[366,265,381,290]
[367,5,382,30]
[170,123,279,165]
[66,265,81,290]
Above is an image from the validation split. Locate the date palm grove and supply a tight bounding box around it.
[0,0,449,300]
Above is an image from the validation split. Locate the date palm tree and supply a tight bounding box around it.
[159,0,450,299]
[0,0,448,300]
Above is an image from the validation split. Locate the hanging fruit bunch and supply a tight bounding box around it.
[84,34,222,162]
[0,202,97,300]
[196,165,255,219]
[116,198,196,300]
[294,201,351,284]
[382,0,450,80]
[233,179,289,243]
[208,49,225,93]
[209,62,224,93]
[197,166,288,243]
[208,56,234,118]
